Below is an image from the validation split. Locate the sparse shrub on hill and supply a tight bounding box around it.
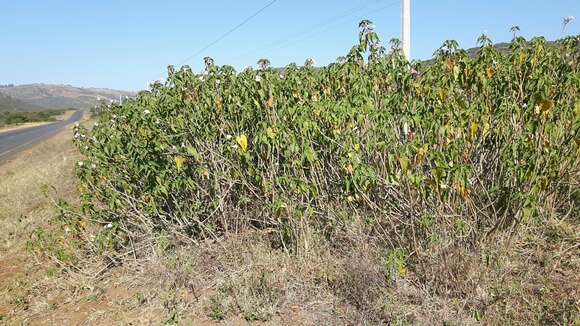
[72,23,578,262]
[0,109,67,128]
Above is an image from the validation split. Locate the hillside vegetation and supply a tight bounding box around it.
[0,93,41,112]
[29,24,579,324]
[0,110,67,128]
[0,84,134,110]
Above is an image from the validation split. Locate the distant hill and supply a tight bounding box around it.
[0,84,134,110]
[0,93,42,112]
[422,40,558,66]
[465,42,520,58]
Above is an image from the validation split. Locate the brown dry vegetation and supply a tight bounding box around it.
[0,121,578,325]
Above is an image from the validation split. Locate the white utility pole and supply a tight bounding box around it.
[402,0,411,60]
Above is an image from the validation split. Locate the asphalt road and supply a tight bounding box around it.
[0,110,84,160]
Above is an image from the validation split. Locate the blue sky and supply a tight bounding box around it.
[1,0,578,91]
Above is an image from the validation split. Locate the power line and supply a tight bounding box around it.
[227,0,377,62]
[232,0,401,63]
[153,0,279,79]
[272,1,401,52]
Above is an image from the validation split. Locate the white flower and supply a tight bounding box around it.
[144,109,151,115]
[523,103,528,108]
[84,146,88,150]
[226,134,233,140]
[155,118,161,124]
[112,114,117,119]
[198,76,204,81]
[94,122,99,127]
[91,163,97,169]
[255,75,262,82]
[172,145,177,150]
[105,223,113,229]
[279,74,285,79]
[77,161,84,167]
[215,79,221,85]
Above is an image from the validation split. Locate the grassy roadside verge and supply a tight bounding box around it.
[0,123,81,321]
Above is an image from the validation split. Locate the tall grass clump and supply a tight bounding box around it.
[73,22,579,264]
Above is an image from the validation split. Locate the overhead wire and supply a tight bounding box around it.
[153,0,404,81]
[226,0,401,66]
[152,0,279,80]
[226,0,379,63]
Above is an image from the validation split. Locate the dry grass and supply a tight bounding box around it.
[0,124,80,253]
[0,118,578,325]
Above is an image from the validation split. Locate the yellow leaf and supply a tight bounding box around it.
[236,134,248,152]
[398,263,406,277]
[482,122,490,135]
[537,99,554,114]
[346,164,354,174]
[266,95,274,108]
[519,51,527,65]
[446,57,454,70]
[453,181,470,200]
[215,96,223,110]
[413,82,421,94]
[399,156,410,172]
[485,67,494,78]
[470,121,479,139]
[416,144,428,163]
[175,155,186,171]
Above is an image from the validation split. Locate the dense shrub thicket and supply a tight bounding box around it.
[73,23,579,253]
